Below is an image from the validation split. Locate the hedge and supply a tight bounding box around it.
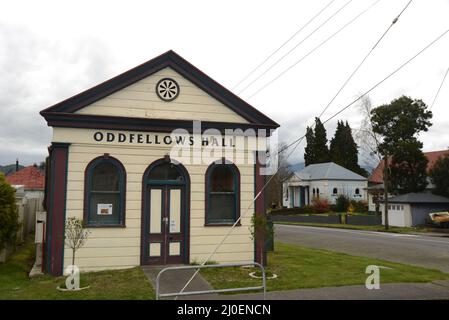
[0,173,19,250]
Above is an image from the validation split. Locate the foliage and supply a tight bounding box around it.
[304,118,331,166]
[250,214,274,242]
[330,121,368,176]
[64,217,90,268]
[311,198,330,213]
[371,95,432,194]
[0,173,19,251]
[389,140,429,193]
[429,153,449,197]
[349,200,369,213]
[304,127,315,166]
[335,195,350,212]
[269,206,315,215]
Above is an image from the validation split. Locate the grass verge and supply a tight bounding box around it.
[201,242,449,292]
[0,236,155,300]
[274,222,429,233]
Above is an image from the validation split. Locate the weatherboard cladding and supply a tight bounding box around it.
[41,51,273,273]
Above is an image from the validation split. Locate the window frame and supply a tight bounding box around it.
[84,155,127,228]
[205,160,241,226]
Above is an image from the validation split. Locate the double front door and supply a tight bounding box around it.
[145,185,186,264]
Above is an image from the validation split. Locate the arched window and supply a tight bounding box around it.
[333,188,338,195]
[84,155,126,227]
[313,188,316,195]
[148,162,183,181]
[205,161,240,225]
[355,188,360,195]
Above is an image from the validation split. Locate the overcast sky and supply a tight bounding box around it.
[1,0,448,167]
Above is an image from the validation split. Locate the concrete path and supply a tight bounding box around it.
[141,266,218,300]
[275,224,449,272]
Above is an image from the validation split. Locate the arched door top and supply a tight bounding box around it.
[143,158,190,185]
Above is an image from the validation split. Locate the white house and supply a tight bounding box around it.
[283,162,368,208]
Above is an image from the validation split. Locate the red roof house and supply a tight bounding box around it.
[369,149,449,184]
[6,166,45,190]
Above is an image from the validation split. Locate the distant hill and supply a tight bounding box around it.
[289,162,305,173]
[0,164,25,176]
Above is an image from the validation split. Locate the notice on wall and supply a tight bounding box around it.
[97,204,113,215]
[170,219,176,233]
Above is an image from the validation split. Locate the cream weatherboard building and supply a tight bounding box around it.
[40,51,279,276]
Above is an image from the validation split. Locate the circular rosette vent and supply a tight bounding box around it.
[156,78,179,101]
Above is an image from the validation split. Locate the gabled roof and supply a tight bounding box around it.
[294,162,367,181]
[40,50,279,131]
[6,166,45,190]
[369,149,449,184]
[386,192,449,204]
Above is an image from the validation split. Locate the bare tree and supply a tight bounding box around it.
[354,95,390,229]
[265,142,294,209]
[65,217,90,270]
[354,95,383,169]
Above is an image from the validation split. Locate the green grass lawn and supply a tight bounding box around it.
[201,242,449,292]
[0,236,155,300]
[3,236,449,299]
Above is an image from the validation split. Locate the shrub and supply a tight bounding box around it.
[311,198,330,213]
[269,206,315,215]
[335,195,350,212]
[0,173,19,250]
[350,200,369,213]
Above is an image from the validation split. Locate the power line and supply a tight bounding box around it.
[246,0,382,100]
[321,26,449,124]
[430,64,449,110]
[232,0,337,91]
[176,23,449,301]
[318,0,414,118]
[279,26,449,154]
[237,0,354,95]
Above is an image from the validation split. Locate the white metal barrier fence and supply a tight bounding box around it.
[156,262,266,300]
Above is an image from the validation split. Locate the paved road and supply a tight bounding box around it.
[275,224,449,273]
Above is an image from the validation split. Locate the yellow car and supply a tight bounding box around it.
[428,212,449,228]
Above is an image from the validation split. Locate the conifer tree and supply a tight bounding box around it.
[330,121,367,176]
[313,118,331,164]
[304,126,315,166]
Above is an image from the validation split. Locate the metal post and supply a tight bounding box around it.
[155,262,267,300]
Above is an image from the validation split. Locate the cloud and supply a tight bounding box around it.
[0,22,115,165]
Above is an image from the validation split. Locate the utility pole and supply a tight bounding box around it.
[383,155,389,230]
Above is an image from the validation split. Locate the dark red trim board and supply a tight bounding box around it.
[254,151,267,265]
[45,143,70,276]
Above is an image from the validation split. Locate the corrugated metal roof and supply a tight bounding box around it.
[295,162,367,181]
[387,192,449,204]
